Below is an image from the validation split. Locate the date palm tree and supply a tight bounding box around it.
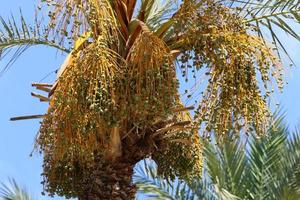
[135,114,300,200]
[1,0,300,199]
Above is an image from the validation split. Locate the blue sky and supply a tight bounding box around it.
[0,1,300,199]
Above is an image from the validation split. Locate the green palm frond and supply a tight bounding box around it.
[0,179,34,200]
[134,159,201,200]
[133,159,239,200]
[0,11,70,74]
[276,129,300,198]
[187,179,217,200]
[246,113,300,200]
[136,112,300,200]
[204,137,248,198]
[247,128,286,199]
[213,179,240,200]
[204,112,299,200]
[228,0,300,63]
[141,0,178,29]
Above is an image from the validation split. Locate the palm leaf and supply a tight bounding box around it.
[141,0,178,30]
[134,157,240,200]
[0,179,34,200]
[0,11,70,74]
[275,129,300,198]
[228,0,300,64]
[247,133,286,199]
[204,136,249,198]
[133,159,199,200]
[242,112,286,200]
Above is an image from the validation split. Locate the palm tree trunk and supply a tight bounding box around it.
[76,127,162,200]
[78,161,136,200]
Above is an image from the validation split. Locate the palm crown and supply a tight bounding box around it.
[1,0,299,199]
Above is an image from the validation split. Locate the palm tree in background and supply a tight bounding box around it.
[0,179,34,200]
[135,114,300,200]
[1,0,300,199]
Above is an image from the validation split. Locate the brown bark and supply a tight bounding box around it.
[76,129,165,200]
[78,161,136,200]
